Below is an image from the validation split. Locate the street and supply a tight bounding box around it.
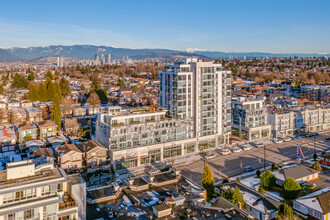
[177,132,330,185]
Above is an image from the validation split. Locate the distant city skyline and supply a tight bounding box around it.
[0,0,329,53]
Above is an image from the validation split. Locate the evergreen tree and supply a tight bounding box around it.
[38,82,48,102]
[231,186,245,207]
[118,78,126,88]
[51,94,62,131]
[260,170,276,188]
[46,71,53,80]
[54,80,63,100]
[278,203,294,220]
[11,73,28,88]
[283,177,302,200]
[202,164,215,200]
[27,70,35,81]
[59,77,71,97]
[47,81,57,101]
[258,186,265,194]
[312,161,322,171]
[28,84,39,101]
[236,176,241,183]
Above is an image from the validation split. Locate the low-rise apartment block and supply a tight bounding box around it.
[267,106,330,138]
[231,97,271,141]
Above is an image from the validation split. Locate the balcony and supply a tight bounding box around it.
[58,193,77,211]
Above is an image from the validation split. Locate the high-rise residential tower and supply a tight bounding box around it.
[159,58,231,141]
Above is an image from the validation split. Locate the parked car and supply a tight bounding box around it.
[293,136,300,140]
[325,137,330,141]
[219,149,231,155]
[161,165,172,172]
[283,136,292,142]
[231,147,242,153]
[273,139,283,144]
[204,153,216,159]
[241,144,252,150]
[244,166,254,172]
[256,143,264,148]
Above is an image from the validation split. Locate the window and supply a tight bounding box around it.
[57,183,63,192]
[41,185,51,195]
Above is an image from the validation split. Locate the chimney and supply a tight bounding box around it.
[238,202,242,209]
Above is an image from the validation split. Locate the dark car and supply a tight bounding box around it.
[161,165,172,172]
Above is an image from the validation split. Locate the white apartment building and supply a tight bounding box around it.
[96,59,232,171]
[267,106,330,138]
[231,97,271,141]
[0,160,86,220]
[159,58,231,140]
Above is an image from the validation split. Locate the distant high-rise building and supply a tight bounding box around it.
[94,54,100,65]
[57,57,64,67]
[105,54,111,64]
[101,54,106,65]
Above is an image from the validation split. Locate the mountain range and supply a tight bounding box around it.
[0,45,329,62]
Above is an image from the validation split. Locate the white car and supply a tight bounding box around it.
[273,139,283,144]
[219,149,231,155]
[241,145,252,150]
[232,148,242,153]
[204,153,216,159]
[283,137,292,142]
[256,143,264,148]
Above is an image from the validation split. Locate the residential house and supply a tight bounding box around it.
[37,120,58,139]
[119,88,133,96]
[7,100,20,109]
[20,100,33,108]
[0,109,9,125]
[10,108,27,124]
[293,187,330,220]
[64,118,80,136]
[73,107,86,117]
[24,139,45,151]
[219,182,279,220]
[31,148,55,166]
[0,128,17,152]
[273,164,319,186]
[54,144,83,170]
[17,123,38,144]
[26,107,43,122]
[46,135,67,147]
[320,153,330,166]
[0,101,6,109]
[78,140,108,168]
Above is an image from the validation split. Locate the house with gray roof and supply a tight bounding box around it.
[273,164,319,186]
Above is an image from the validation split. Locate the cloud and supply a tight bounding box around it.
[186,48,208,53]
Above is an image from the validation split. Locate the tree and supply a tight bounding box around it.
[47,81,57,101]
[313,153,318,161]
[283,177,302,200]
[202,164,215,200]
[87,91,101,113]
[61,98,73,119]
[38,82,48,102]
[277,203,294,220]
[258,186,265,194]
[51,94,62,131]
[59,77,71,97]
[25,135,33,141]
[54,80,63,100]
[271,163,279,171]
[312,161,322,171]
[28,84,39,102]
[91,76,101,91]
[96,88,108,103]
[222,178,229,184]
[118,78,126,89]
[11,73,28,88]
[236,176,241,183]
[46,71,53,80]
[221,186,244,207]
[0,85,3,94]
[260,170,276,188]
[27,70,35,81]
[256,170,261,178]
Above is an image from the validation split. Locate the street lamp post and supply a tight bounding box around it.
[263,144,266,169]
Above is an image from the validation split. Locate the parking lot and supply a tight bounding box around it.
[177,132,330,185]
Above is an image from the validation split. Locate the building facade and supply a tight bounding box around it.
[267,106,330,138]
[231,97,271,141]
[0,160,86,220]
[96,59,232,171]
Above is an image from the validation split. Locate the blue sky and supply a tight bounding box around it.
[0,0,329,53]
